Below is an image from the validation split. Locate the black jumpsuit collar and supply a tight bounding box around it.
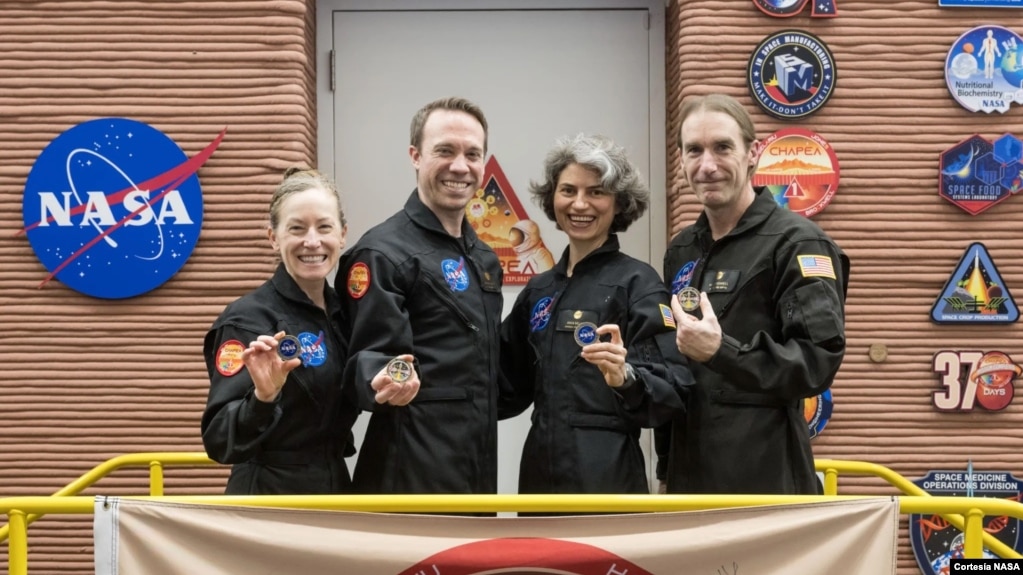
[269,262,340,314]
[693,186,778,243]
[552,234,621,277]
[402,190,482,249]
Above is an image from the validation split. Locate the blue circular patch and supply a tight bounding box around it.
[277,335,301,361]
[806,389,834,440]
[441,258,470,292]
[671,260,698,294]
[752,0,835,17]
[22,118,207,299]
[944,26,1023,114]
[574,322,599,346]
[297,331,327,367]
[747,30,837,120]
[530,296,554,332]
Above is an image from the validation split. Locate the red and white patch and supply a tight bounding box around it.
[215,340,246,377]
[347,262,370,299]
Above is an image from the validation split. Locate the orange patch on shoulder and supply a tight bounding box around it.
[216,340,245,377]
[347,262,370,299]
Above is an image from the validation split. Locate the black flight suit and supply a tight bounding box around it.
[338,191,503,494]
[659,187,849,495]
[501,235,691,494]
[201,264,357,495]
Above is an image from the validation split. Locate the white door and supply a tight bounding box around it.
[317,0,667,495]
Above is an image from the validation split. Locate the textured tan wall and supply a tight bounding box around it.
[667,1,1023,572]
[2,0,1023,572]
[0,1,317,572]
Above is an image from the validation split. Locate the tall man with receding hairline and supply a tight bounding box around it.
[658,93,849,495]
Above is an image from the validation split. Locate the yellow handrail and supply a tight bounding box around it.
[3,493,1023,575]
[3,454,1021,574]
[815,458,1017,559]
[816,458,940,497]
[0,452,214,544]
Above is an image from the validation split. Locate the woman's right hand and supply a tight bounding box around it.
[242,331,302,403]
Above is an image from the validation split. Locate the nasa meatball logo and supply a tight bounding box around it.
[395,537,655,575]
[671,260,699,294]
[20,118,224,299]
[748,30,837,120]
[441,258,471,292]
[530,296,554,332]
[297,331,328,368]
[752,0,837,18]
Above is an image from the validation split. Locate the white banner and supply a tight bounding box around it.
[94,497,898,575]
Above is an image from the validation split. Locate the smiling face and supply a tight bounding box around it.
[410,109,486,222]
[678,109,758,214]
[553,163,617,255]
[269,186,346,295]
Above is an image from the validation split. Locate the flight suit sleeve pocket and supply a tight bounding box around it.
[794,281,843,345]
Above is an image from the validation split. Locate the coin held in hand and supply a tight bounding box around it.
[386,357,414,384]
[277,335,301,361]
[676,287,701,313]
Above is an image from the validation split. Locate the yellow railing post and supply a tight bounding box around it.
[0,452,214,545]
[964,507,985,559]
[822,467,838,496]
[8,509,28,575]
[149,460,165,497]
[816,460,1018,560]
[4,455,1023,574]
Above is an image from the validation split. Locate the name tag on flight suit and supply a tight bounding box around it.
[556,309,599,331]
[701,270,740,293]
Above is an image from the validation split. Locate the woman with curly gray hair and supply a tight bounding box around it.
[499,134,692,499]
[529,134,649,239]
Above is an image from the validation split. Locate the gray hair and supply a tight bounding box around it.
[529,134,649,233]
[269,167,346,230]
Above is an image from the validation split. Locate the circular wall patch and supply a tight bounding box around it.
[748,30,837,119]
[753,127,840,216]
[944,25,1023,114]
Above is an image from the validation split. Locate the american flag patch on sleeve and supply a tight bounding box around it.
[659,304,676,328]
[798,255,836,279]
